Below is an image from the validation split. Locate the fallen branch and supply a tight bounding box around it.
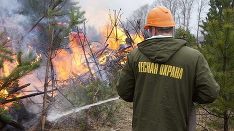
[98,44,109,57]
[8,83,31,95]
[199,105,223,118]
[0,89,57,105]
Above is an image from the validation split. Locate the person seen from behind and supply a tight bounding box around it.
[116,6,220,131]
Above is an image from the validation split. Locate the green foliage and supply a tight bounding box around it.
[0,31,41,124]
[201,0,234,129]
[84,80,117,103]
[20,0,86,54]
[0,34,14,68]
[0,52,41,90]
[69,9,86,27]
[0,108,12,123]
[66,80,118,106]
[64,79,120,129]
[175,27,197,47]
[1,0,86,128]
[83,82,120,128]
[0,46,14,65]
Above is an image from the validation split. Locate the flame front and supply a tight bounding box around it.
[53,32,89,80]
[107,27,127,50]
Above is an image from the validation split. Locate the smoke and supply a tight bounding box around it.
[0,0,27,30]
[0,0,28,50]
[0,0,41,64]
[86,26,102,42]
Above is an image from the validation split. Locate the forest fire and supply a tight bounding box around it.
[53,32,89,80]
[0,2,145,129]
[0,23,144,110]
[0,0,147,130]
[53,26,143,81]
[0,49,41,110]
[0,0,230,130]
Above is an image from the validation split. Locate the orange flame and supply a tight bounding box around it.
[0,89,8,98]
[53,32,89,80]
[2,61,16,77]
[103,25,144,50]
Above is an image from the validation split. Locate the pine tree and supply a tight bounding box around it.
[19,1,86,130]
[0,0,85,129]
[0,32,40,129]
[20,0,86,53]
[174,27,197,47]
[201,0,234,130]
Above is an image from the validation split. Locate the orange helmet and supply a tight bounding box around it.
[144,6,175,29]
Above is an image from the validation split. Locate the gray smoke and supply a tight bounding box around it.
[0,0,41,66]
[0,0,28,50]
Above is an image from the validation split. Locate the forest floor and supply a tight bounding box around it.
[41,100,234,131]
[97,101,133,131]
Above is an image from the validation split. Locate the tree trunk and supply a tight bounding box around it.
[78,29,94,80]
[41,27,54,131]
[224,110,229,131]
[41,59,50,131]
[196,0,202,44]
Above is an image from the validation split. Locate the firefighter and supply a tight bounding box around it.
[116,6,220,131]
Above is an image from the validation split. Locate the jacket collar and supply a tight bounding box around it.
[146,35,173,40]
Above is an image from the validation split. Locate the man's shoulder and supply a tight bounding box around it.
[126,48,144,63]
[179,46,202,57]
[172,45,204,65]
[128,48,140,57]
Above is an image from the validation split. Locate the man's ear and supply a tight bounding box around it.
[143,30,151,39]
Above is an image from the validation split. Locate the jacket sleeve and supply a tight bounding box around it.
[193,53,220,104]
[116,54,135,102]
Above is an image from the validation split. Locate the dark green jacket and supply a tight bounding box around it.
[116,38,220,131]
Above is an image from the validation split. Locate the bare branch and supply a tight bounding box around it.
[199,105,223,118]
[0,89,57,104]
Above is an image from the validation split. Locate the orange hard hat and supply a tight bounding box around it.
[144,6,175,29]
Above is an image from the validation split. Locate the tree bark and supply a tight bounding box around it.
[196,0,202,44]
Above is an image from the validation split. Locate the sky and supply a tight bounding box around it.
[79,0,154,30]
[78,0,210,34]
